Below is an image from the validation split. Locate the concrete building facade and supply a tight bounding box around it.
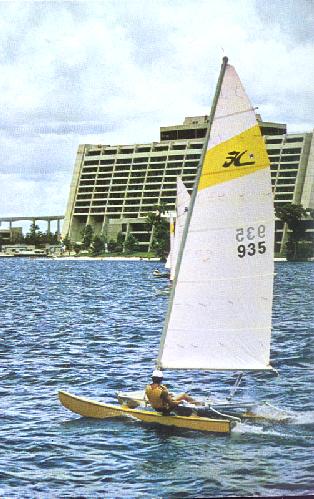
[0,227,23,244]
[62,116,314,255]
[266,129,314,253]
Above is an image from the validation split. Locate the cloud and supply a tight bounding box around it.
[255,0,314,44]
[0,0,313,224]
[0,170,71,233]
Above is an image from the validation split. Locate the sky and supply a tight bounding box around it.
[0,0,313,233]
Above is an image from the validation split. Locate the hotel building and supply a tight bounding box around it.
[62,116,314,256]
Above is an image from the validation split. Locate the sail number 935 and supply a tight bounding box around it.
[236,225,266,258]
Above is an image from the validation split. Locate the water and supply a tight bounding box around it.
[0,259,313,497]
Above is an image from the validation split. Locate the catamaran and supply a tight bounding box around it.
[59,56,281,433]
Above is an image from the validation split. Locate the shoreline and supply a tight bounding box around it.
[52,256,161,261]
[2,254,313,262]
[0,253,160,261]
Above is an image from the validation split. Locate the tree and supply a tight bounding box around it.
[73,243,81,256]
[106,233,124,253]
[294,240,314,259]
[92,235,105,256]
[62,234,72,254]
[124,234,139,254]
[47,231,59,244]
[36,229,45,245]
[107,239,118,252]
[145,203,170,259]
[81,224,94,249]
[116,231,125,253]
[23,223,60,246]
[24,222,40,245]
[275,204,308,260]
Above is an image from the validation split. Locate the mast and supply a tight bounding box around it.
[157,57,229,368]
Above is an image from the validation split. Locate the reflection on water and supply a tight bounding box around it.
[0,259,313,497]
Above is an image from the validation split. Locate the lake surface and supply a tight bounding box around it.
[0,259,313,497]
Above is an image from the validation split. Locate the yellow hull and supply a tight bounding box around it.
[58,391,234,434]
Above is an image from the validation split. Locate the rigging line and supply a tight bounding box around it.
[227,372,243,401]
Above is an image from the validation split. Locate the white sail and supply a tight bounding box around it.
[165,214,175,271]
[158,61,274,371]
[170,178,190,282]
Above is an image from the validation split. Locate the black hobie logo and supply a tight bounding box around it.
[223,150,255,168]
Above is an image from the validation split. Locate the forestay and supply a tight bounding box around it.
[158,62,275,371]
[170,178,191,282]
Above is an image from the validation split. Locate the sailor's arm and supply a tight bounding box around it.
[160,386,177,405]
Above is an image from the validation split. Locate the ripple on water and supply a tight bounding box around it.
[0,259,313,497]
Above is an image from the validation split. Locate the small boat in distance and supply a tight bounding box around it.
[153,269,170,279]
[59,56,282,432]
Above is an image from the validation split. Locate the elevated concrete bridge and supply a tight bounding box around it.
[0,216,64,236]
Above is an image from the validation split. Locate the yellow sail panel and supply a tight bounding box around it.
[198,124,269,191]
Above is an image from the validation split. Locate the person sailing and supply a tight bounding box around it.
[145,369,197,415]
